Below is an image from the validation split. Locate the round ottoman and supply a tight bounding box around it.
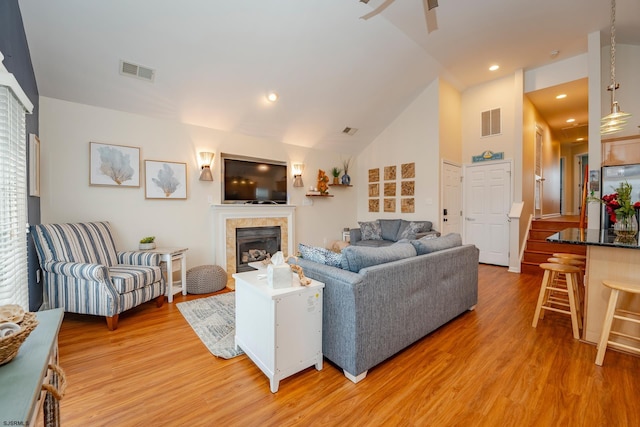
[186,265,228,294]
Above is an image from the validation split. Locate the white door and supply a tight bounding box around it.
[463,161,511,266]
[442,162,462,235]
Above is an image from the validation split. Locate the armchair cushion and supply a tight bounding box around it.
[109,265,163,293]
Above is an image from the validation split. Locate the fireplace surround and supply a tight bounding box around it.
[211,204,295,287]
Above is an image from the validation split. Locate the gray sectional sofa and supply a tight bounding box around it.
[290,234,479,383]
[349,219,440,247]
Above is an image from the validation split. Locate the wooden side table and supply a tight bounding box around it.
[146,247,188,302]
[233,270,324,393]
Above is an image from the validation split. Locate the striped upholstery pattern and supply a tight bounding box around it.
[110,265,163,294]
[31,221,166,320]
[32,222,119,266]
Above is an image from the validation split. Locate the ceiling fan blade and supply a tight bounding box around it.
[423,0,439,33]
[360,0,396,20]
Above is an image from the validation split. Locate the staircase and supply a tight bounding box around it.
[521,217,587,275]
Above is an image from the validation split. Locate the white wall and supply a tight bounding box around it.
[462,74,517,163]
[355,80,441,225]
[39,97,356,269]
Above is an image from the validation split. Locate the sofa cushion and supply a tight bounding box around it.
[298,243,344,268]
[410,233,462,255]
[378,219,402,241]
[341,242,417,272]
[358,220,383,241]
[397,220,431,240]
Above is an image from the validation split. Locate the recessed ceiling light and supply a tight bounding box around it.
[266,92,279,102]
[556,94,567,99]
[577,137,584,141]
[489,65,499,71]
[566,118,576,123]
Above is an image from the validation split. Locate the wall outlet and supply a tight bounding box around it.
[303,198,313,206]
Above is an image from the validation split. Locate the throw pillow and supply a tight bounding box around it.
[298,243,344,268]
[397,221,423,240]
[341,242,417,272]
[358,220,382,241]
[410,233,462,255]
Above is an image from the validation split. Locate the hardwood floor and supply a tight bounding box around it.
[56,265,640,426]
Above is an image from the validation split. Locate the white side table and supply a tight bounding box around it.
[233,269,324,393]
[146,247,188,303]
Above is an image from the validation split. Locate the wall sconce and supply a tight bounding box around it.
[292,163,304,187]
[199,152,214,181]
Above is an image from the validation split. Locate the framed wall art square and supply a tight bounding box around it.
[89,142,140,187]
[145,160,187,199]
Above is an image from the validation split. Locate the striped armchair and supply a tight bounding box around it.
[31,221,166,330]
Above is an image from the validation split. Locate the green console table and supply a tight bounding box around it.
[0,308,64,426]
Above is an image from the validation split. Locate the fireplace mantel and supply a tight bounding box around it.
[211,204,296,283]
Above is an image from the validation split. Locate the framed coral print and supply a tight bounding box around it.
[90,142,140,187]
[145,160,187,199]
[29,134,40,197]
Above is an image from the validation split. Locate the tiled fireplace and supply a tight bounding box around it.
[211,204,295,288]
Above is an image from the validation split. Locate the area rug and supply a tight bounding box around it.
[177,292,244,359]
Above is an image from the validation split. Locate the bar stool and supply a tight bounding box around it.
[548,256,586,306]
[552,253,586,261]
[532,263,582,339]
[595,279,640,366]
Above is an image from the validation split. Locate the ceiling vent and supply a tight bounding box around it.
[342,127,358,136]
[481,108,501,137]
[120,60,155,82]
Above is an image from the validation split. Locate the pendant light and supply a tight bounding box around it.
[600,0,631,136]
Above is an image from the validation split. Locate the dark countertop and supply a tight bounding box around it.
[546,227,640,249]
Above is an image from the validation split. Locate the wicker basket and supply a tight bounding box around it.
[0,311,39,366]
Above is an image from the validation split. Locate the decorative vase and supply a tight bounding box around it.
[139,242,156,250]
[333,177,339,185]
[613,213,638,244]
[341,174,351,185]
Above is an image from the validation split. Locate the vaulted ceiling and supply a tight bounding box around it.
[17,0,640,154]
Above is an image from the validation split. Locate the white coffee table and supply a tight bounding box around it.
[233,269,324,393]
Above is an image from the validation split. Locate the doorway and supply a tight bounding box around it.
[441,161,462,235]
[463,160,512,266]
[574,153,588,216]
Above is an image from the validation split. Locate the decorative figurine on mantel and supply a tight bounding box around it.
[317,169,329,195]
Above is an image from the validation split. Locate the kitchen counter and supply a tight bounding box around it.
[547,227,640,344]
[547,227,639,249]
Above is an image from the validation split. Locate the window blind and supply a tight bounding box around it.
[0,85,29,309]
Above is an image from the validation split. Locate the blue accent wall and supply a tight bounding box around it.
[0,0,42,310]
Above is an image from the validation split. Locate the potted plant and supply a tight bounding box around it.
[331,167,342,185]
[139,236,156,250]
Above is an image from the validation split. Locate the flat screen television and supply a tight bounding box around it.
[222,154,288,204]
